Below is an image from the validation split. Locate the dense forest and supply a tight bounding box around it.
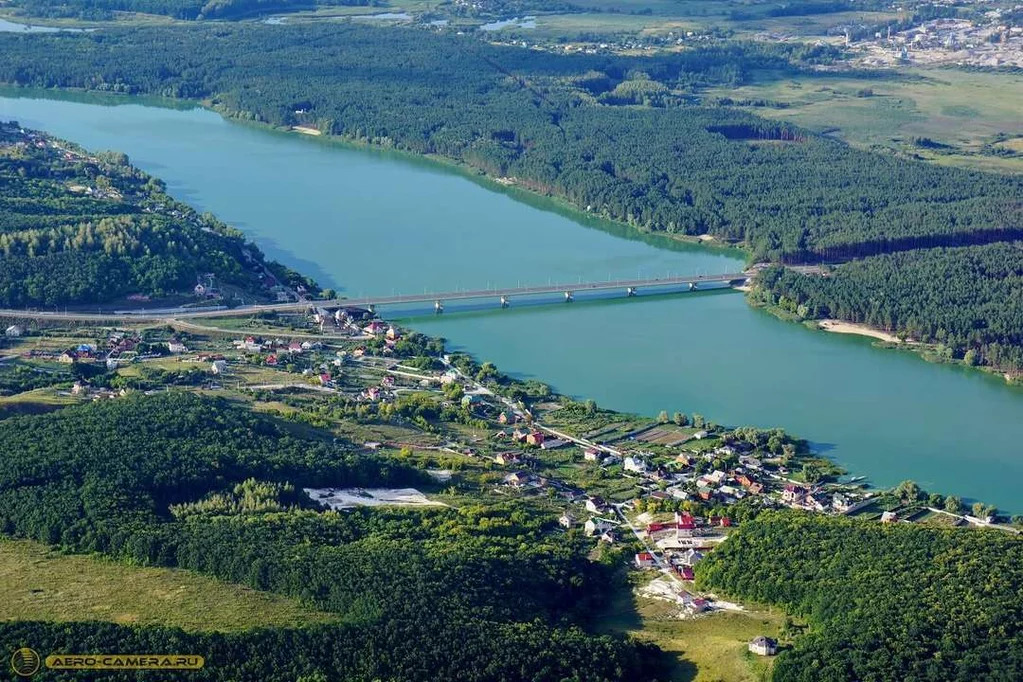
[696,511,1023,682]
[0,24,1017,265]
[9,0,372,21]
[0,392,664,680]
[755,242,1023,371]
[1,619,659,681]
[0,123,304,307]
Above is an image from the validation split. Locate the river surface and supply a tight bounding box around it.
[2,91,1021,511]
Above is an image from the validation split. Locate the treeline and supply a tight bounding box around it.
[0,392,664,679]
[696,511,1023,682]
[0,23,1017,265]
[0,123,294,307]
[10,0,372,21]
[0,619,662,681]
[755,242,1023,370]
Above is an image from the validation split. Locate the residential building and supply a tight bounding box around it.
[749,637,778,656]
[634,552,656,568]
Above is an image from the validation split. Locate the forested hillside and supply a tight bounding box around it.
[0,122,307,307]
[0,23,1018,264]
[0,392,664,680]
[696,511,1023,682]
[755,242,1023,371]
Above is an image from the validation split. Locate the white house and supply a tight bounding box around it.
[634,552,656,568]
[749,636,777,656]
[5,325,25,337]
[558,513,576,529]
[210,360,228,375]
[624,456,648,473]
[584,517,617,536]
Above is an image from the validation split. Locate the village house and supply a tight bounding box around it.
[498,411,518,425]
[634,552,656,569]
[583,447,604,463]
[364,321,387,336]
[782,484,805,505]
[749,636,778,656]
[584,517,617,536]
[525,430,545,447]
[881,510,898,523]
[675,564,695,581]
[5,324,25,337]
[494,451,522,466]
[680,548,704,566]
[210,360,228,375]
[167,339,187,354]
[503,471,534,488]
[585,496,609,514]
[558,513,575,529]
[624,456,648,473]
[675,512,697,537]
[739,455,763,469]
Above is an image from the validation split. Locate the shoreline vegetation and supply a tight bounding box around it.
[751,292,1023,386]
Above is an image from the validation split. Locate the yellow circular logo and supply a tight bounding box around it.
[10,648,41,677]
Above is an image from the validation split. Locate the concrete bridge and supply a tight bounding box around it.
[0,272,750,322]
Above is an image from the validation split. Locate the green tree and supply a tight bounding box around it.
[657,410,669,423]
[673,412,688,426]
[944,495,962,514]
[894,480,922,502]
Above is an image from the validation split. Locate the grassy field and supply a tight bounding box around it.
[598,577,785,681]
[703,68,1023,173]
[0,539,337,631]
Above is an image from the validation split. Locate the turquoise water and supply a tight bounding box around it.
[2,92,1021,511]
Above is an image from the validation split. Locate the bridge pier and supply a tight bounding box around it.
[500,296,509,308]
[626,287,636,297]
[688,282,697,291]
[434,300,444,314]
[367,304,375,314]
[564,291,574,303]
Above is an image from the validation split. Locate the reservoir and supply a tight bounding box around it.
[2,91,1021,511]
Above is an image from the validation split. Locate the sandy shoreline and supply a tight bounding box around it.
[818,319,904,343]
[291,126,322,136]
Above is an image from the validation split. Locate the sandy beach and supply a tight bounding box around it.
[818,319,904,343]
[291,126,322,136]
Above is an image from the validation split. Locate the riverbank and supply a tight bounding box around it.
[817,319,905,344]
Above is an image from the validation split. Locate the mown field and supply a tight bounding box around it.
[598,575,784,682]
[703,68,1023,173]
[0,539,337,631]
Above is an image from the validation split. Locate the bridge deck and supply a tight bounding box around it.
[0,272,749,321]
